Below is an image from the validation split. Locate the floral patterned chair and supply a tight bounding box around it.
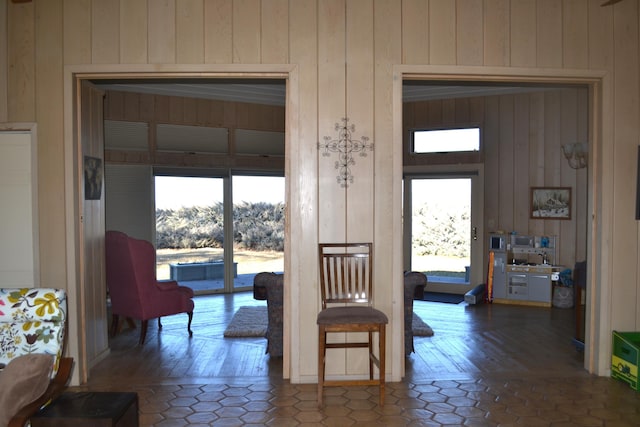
[0,287,73,427]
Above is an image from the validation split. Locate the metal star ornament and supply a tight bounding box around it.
[318,118,373,187]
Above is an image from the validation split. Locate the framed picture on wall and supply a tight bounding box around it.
[530,187,571,220]
[84,156,103,200]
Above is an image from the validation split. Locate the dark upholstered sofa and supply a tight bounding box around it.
[253,272,284,357]
[404,271,427,356]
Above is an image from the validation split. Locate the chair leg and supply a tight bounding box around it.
[126,317,136,330]
[379,325,386,406]
[368,331,374,380]
[157,317,162,330]
[187,311,193,336]
[317,326,326,407]
[110,314,119,338]
[139,320,148,345]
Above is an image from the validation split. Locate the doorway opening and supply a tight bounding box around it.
[71,71,292,383]
[409,177,472,288]
[400,73,596,373]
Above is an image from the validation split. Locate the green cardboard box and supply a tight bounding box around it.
[611,330,640,391]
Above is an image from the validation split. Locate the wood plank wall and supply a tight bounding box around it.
[103,90,285,171]
[1,0,639,382]
[403,88,589,269]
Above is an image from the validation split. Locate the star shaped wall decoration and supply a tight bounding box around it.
[318,118,373,188]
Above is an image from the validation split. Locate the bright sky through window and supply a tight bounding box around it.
[155,176,284,210]
[413,128,480,153]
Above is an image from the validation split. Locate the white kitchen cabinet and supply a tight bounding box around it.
[498,265,555,306]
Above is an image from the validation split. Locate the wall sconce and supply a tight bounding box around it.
[562,142,588,169]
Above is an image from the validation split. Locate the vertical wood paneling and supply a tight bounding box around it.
[528,92,545,237]
[537,0,563,68]
[63,0,91,64]
[346,0,374,245]
[587,0,614,70]
[204,0,233,63]
[35,0,66,289]
[469,97,485,125]
[611,0,640,328]
[80,82,109,376]
[427,99,442,125]
[261,0,289,64]
[123,92,141,121]
[442,99,455,125]
[456,0,483,66]
[316,0,347,375]
[542,92,562,241]
[232,0,261,63]
[176,0,204,64]
[8,1,35,121]
[484,97,500,229]
[510,0,536,68]
[499,96,515,229]
[373,0,402,378]
[289,0,318,380]
[120,0,148,64]
[483,0,510,66]
[429,0,455,65]
[0,0,7,122]
[148,0,176,64]
[512,95,529,231]
[559,89,578,265]
[401,0,428,64]
[575,88,588,261]
[91,0,120,64]
[562,0,588,69]
[318,0,347,246]
[455,98,470,124]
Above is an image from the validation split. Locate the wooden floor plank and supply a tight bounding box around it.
[90,292,583,386]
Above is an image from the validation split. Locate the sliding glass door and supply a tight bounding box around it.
[232,175,285,291]
[155,176,225,294]
[154,173,284,294]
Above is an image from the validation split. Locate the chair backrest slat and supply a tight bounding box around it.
[319,243,373,309]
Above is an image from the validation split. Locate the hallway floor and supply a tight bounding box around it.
[73,292,640,426]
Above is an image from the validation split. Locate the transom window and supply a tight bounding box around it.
[411,127,480,154]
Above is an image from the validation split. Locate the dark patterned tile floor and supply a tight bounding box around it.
[74,293,640,426]
[69,373,640,426]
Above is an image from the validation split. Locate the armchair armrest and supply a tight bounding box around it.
[156,280,194,298]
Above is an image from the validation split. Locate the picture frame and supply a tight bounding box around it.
[530,187,571,220]
[83,155,103,200]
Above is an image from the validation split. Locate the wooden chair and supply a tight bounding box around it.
[317,243,388,406]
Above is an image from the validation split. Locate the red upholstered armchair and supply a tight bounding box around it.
[105,230,194,345]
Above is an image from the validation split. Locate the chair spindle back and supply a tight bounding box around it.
[319,243,373,309]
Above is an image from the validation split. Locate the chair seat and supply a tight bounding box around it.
[317,306,388,325]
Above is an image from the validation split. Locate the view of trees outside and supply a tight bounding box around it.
[411,178,471,279]
[232,176,285,289]
[154,176,284,285]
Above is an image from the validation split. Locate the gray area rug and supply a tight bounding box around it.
[224,305,434,338]
[412,312,434,337]
[223,306,267,337]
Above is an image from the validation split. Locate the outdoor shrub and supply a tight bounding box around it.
[156,202,284,252]
[413,203,470,258]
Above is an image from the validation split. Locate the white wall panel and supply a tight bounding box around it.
[0,130,38,286]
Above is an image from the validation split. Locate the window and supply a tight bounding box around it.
[412,127,480,154]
